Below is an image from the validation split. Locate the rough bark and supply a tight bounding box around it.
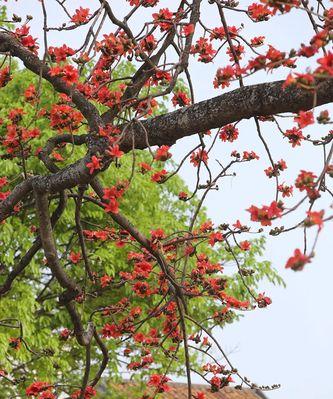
[119,79,333,151]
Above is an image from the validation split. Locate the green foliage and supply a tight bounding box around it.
[0,4,13,30]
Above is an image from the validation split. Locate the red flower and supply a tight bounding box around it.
[0,66,12,88]
[104,197,119,214]
[190,149,209,167]
[134,260,153,279]
[210,376,222,391]
[71,386,96,399]
[294,110,314,128]
[247,201,283,226]
[133,281,152,297]
[139,162,152,174]
[50,104,83,131]
[151,169,168,183]
[248,3,272,21]
[39,391,55,399]
[19,35,39,54]
[316,51,333,75]
[178,191,188,201]
[256,292,272,308]
[191,37,216,63]
[100,274,113,288]
[208,232,224,247]
[210,26,238,40]
[48,45,75,62]
[295,170,317,194]
[305,210,324,230]
[171,91,191,107]
[233,219,244,229]
[227,44,244,62]
[71,7,91,25]
[151,70,172,85]
[59,328,71,341]
[154,145,172,161]
[52,152,64,162]
[285,249,311,271]
[298,44,318,58]
[284,127,304,147]
[69,251,81,264]
[24,84,37,102]
[8,337,21,350]
[86,156,102,175]
[102,183,126,214]
[181,23,195,37]
[101,323,121,339]
[200,220,214,232]
[8,108,24,123]
[26,381,50,396]
[150,228,165,241]
[152,8,174,31]
[140,34,157,52]
[242,151,259,160]
[106,144,124,159]
[147,374,171,393]
[251,36,265,47]
[49,65,79,85]
[239,240,251,250]
[214,66,235,89]
[219,124,239,142]
[278,184,293,197]
[265,159,287,178]
[0,177,7,189]
[136,98,158,115]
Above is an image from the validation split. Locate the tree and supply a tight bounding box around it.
[0,1,331,398]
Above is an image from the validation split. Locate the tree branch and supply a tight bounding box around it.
[118,79,333,151]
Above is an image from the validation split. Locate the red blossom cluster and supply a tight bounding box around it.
[71,386,96,399]
[285,249,311,271]
[247,201,283,226]
[0,66,12,88]
[71,7,91,25]
[0,108,40,157]
[190,149,209,167]
[103,181,128,214]
[15,25,39,54]
[26,382,54,399]
[295,170,319,199]
[49,103,83,132]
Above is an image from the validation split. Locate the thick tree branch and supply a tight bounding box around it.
[118,79,333,151]
[34,191,94,346]
[0,191,66,296]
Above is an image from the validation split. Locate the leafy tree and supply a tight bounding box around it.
[0,1,331,399]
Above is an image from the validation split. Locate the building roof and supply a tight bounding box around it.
[155,383,267,399]
[103,382,268,399]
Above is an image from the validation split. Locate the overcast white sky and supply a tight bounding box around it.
[3,1,333,398]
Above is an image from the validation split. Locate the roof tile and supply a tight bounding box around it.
[105,382,266,399]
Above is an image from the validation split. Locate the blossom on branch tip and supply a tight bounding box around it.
[86,156,102,175]
[285,249,311,271]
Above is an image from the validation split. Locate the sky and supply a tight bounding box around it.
[2,1,333,398]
